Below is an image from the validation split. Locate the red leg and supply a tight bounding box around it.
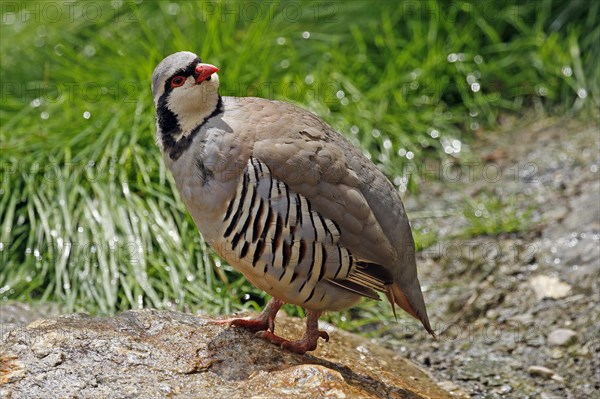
[212,297,284,332]
[256,310,329,355]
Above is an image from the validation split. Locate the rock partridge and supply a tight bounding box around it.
[152,51,434,354]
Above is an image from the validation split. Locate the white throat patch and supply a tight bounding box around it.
[166,74,220,134]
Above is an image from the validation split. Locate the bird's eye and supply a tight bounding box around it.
[171,76,186,88]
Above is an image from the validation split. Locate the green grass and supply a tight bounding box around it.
[460,192,534,238]
[1,1,598,329]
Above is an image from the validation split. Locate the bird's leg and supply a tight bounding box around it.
[256,310,330,355]
[213,297,284,332]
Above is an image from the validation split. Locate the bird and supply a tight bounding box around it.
[151,51,434,354]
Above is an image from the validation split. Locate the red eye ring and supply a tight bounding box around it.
[171,76,186,88]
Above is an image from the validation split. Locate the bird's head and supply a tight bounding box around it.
[152,51,220,149]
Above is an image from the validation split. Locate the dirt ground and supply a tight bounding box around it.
[376,117,599,398]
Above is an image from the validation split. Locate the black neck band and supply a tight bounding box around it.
[158,95,224,161]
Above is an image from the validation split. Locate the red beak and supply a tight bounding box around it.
[194,64,219,84]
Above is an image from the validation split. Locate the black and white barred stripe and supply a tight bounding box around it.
[222,157,353,304]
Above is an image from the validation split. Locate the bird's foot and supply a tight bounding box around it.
[255,330,329,355]
[255,309,328,355]
[211,297,284,333]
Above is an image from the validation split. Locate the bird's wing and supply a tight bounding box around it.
[220,155,386,308]
[231,97,431,332]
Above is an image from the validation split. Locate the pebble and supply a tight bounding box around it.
[529,275,572,300]
[510,313,533,324]
[528,365,566,383]
[528,365,555,378]
[547,328,577,346]
[491,384,512,394]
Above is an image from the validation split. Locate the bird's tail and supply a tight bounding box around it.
[386,283,436,338]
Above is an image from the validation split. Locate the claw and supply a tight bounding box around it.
[253,310,328,355]
[214,300,328,354]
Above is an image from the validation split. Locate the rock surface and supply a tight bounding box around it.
[0,309,455,399]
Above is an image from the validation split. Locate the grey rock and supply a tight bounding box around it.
[547,328,577,346]
[0,309,454,399]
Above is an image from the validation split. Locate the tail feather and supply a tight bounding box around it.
[387,284,436,338]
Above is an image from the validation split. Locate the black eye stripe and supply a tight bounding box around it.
[171,58,201,81]
[163,57,202,93]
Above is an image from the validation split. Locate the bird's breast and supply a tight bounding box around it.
[165,130,246,241]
